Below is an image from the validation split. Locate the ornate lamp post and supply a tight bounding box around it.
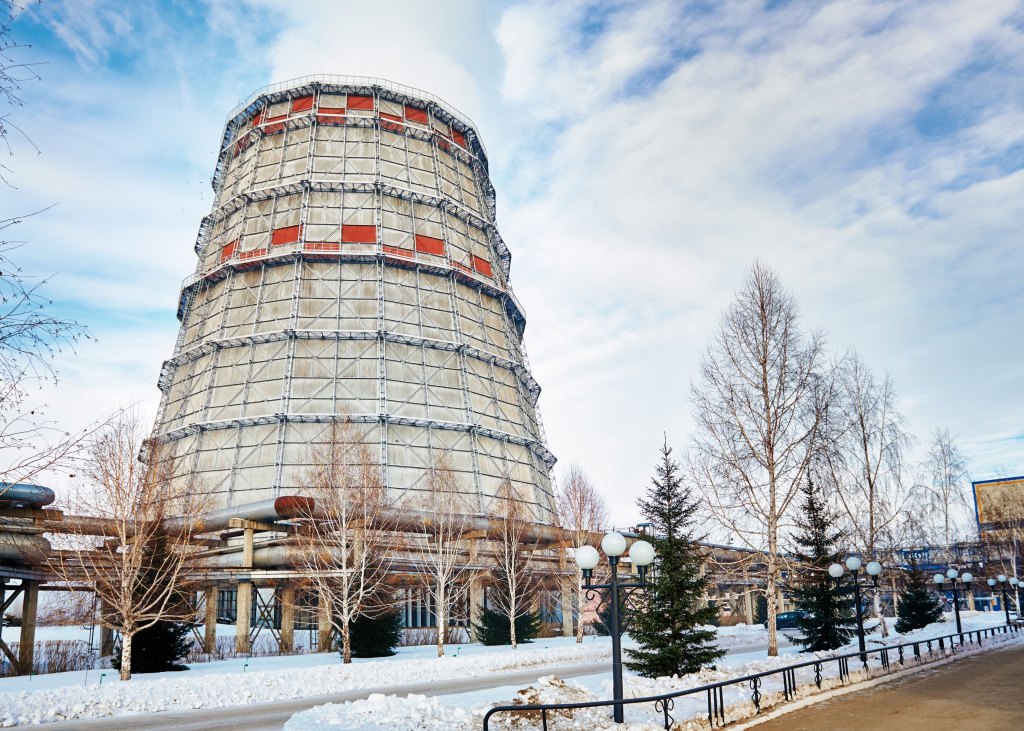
[987,575,1015,624]
[829,557,882,662]
[933,569,972,634]
[574,532,656,725]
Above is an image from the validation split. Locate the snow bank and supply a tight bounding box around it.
[285,613,1022,730]
[0,641,611,727]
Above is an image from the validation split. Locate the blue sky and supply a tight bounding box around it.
[4,0,1024,524]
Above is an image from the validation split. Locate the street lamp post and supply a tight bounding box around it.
[574,533,655,725]
[933,569,972,635]
[829,557,882,663]
[987,575,1015,624]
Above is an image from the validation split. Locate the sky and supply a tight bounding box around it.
[3,0,1024,527]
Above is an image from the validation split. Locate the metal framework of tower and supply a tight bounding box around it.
[150,76,556,523]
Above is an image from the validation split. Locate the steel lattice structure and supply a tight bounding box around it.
[151,76,556,522]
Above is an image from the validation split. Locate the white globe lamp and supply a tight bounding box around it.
[601,532,627,558]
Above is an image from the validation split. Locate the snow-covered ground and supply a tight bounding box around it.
[284,612,1020,731]
[0,613,1012,728]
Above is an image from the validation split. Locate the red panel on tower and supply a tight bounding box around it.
[452,130,466,147]
[415,235,445,256]
[291,96,314,112]
[347,95,374,110]
[221,240,238,262]
[405,106,428,124]
[271,225,302,246]
[341,225,377,243]
[472,255,492,277]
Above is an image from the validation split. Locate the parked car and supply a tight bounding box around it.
[764,611,810,630]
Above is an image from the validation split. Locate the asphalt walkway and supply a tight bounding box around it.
[752,642,1024,730]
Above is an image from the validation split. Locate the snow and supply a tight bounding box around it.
[0,636,615,726]
[284,612,1020,731]
[0,613,1013,727]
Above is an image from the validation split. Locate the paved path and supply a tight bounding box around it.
[753,642,1024,730]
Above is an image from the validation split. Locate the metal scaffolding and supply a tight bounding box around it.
[151,76,556,523]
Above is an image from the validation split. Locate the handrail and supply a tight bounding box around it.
[482,620,1024,730]
[222,75,486,157]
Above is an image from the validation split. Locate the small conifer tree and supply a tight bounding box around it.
[111,536,192,673]
[894,556,944,633]
[625,439,724,677]
[345,610,403,658]
[475,607,541,645]
[787,479,856,652]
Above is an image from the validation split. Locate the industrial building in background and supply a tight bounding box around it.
[151,76,556,523]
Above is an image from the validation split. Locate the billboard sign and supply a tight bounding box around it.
[973,476,1024,538]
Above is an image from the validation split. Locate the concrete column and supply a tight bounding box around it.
[204,586,217,653]
[280,585,295,654]
[468,538,483,641]
[967,590,976,612]
[236,526,254,654]
[98,594,114,657]
[235,582,251,654]
[744,588,755,625]
[17,580,39,675]
[317,594,332,653]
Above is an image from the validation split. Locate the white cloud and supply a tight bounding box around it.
[492,0,1024,520]
[8,0,1023,527]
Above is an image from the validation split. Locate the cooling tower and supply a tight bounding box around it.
[152,77,556,523]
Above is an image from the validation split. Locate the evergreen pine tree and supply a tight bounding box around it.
[110,536,192,673]
[474,608,541,646]
[754,595,768,625]
[894,556,944,633]
[345,610,403,658]
[474,553,542,646]
[625,439,724,678]
[787,479,857,652]
[112,621,192,673]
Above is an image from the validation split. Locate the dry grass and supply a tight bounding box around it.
[0,640,95,677]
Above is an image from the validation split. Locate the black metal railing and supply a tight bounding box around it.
[482,621,1023,730]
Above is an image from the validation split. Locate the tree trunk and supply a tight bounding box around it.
[873,589,888,637]
[437,598,446,658]
[766,552,778,656]
[341,621,351,664]
[120,631,133,681]
[510,601,518,649]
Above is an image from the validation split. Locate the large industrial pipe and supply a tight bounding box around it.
[170,496,314,534]
[41,496,315,537]
[0,483,55,508]
[0,533,51,562]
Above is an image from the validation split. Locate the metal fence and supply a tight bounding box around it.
[483,621,1023,730]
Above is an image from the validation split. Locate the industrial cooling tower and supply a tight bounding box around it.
[150,77,556,523]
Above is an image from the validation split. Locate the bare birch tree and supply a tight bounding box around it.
[489,480,539,649]
[44,411,212,679]
[823,352,915,637]
[915,427,971,546]
[418,450,472,657]
[295,420,396,663]
[554,462,608,642]
[690,260,830,656]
